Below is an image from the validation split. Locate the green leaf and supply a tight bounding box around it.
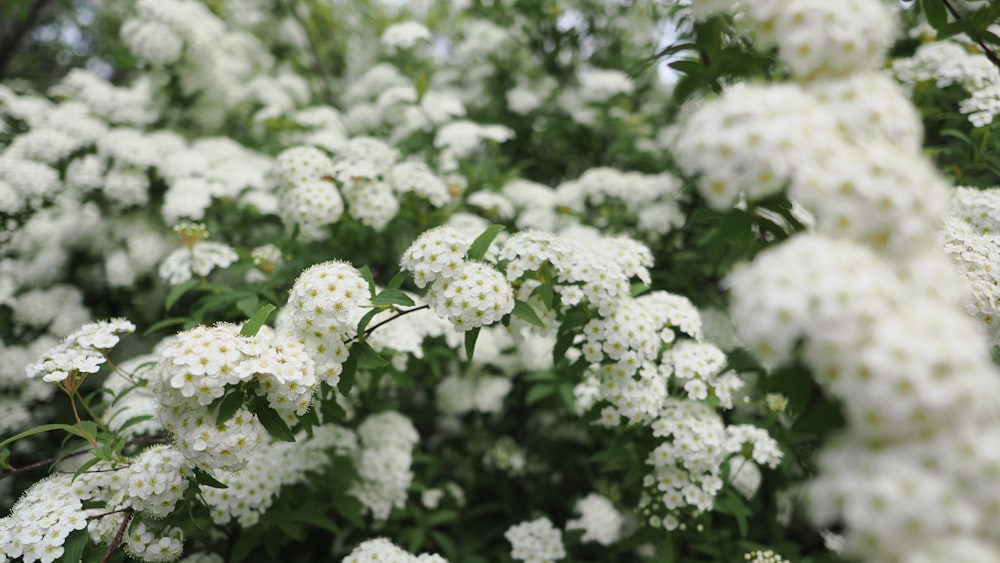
[251,400,296,442]
[144,316,191,337]
[372,289,416,307]
[0,448,8,470]
[338,353,358,395]
[523,370,557,382]
[331,495,365,529]
[354,341,390,370]
[387,270,409,290]
[532,283,555,310]
[466,225,505,261]
[165,279,200,311]
[921,0,949,30]
[229,531,261,563]
[359,265,377,299]
[558,383,576,412]
[72,456,102,480]
[426,510,459,527]
[511,299,543,328]
[526,383,556,405]
[236,295,260,318]
[464,327,481,362]
[0,423,86,449]
[58,528,89,563]
[356,309,380,338]
[115,415,154,433]
[215,391,245,425]
[193,467,229,489]
[240,303,276,337]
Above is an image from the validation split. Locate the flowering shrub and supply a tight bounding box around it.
[2,0,1000,562]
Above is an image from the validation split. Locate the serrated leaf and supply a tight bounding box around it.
[372,289,416,307]
[511,299,544,328]
[354,341,390,370]
[466,225,505,261]
[58,528,89,563]
[251,400,296,442]
[464,327,481,361]
[215,391,245,425]
[240,303,276,337]
[387,270,409,290]
[165,279,200,312]
[359,265,377,299]
[193,467,229,489]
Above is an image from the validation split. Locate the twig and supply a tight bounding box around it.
[100,508,134,563]
[939,0,1000,70]
[1,433,169,481]
[87,507,132,521]
[345,304,430,344]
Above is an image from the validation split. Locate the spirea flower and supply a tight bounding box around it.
[566,493,625,546]
[400,227,474,288]
[426,262,515,331]
[504,517,566,563]
[26,318,135,384]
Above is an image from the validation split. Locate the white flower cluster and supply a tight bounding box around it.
[151,324,318,470]
[565,493,625,546]
[552,168,684,236]
[282,260,370,385]
[127,445,192,518]
[159,223,239,285]
[436,372,512,416]
[26,318,135,384]
[350,411,420,521]
[203,424,356,526]
[342,537,446,563]
[0,475,89,563]
[274,146,343,241]
[940,217,1000,344]
[504,517,566,563]
[692,0,898,79]
[894,39,1000,127]
[482,437,527,477]
[642,399,781,528]
[402,227,514,331]
[743,550,790,563]
[434,120,515,172]
[123,521,185,563]
[380,22,432,52]
[698,0,1000,559]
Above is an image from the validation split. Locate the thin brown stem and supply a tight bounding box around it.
[1,433,169,481]
[100,508,134,563]
[87,507,132,521]
[939,0,1000,70]
[345,304,430,344]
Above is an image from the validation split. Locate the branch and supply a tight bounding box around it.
[100,508,134,563]
[345,304,430,344]
[1,433,169,481]
[939,0,1000,70]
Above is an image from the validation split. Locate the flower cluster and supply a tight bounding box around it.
[565,494,625,546]
[504,517,566,563]
[281,260,370,384]
[25,318,135,384]
[349,411,420,521]
[0,475,89,563]
[342,538,446,563]
[695,0,1000,559]
[127,445,192,518]
[151,324,318,470]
